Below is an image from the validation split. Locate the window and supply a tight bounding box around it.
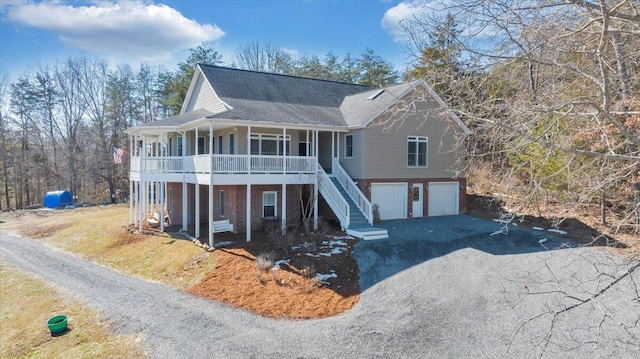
[168,138,173,156]
[177,137,183,156]
[229,134,235,154]
[197,137,206,155]
[218,135,223,154]
[262,191,277,218]
[407,136,428,167]
[218,190,225,217]
[345,135,353,158]
[250,134,291,155]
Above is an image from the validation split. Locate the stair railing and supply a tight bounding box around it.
[317,164,350,230]
[332,158,373,225]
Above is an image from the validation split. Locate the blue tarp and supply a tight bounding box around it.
[43,191,73,209]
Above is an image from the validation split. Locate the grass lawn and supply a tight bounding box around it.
[0,264,146,358]
[0,205,361,320]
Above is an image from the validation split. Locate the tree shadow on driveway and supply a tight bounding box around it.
[354,215,580,291]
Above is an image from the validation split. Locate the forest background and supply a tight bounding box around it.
[0,0,637,233]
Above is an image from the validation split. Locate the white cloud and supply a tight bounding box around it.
[6,0,225,64]
[382,1,436,41]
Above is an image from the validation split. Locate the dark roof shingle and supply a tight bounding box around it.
[199,65,373,108]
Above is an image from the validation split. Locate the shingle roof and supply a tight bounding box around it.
[128,66,466,133]
[199,65,373,108]
[209,99,345,127]
[340,81,419,127]
[134,108,214,128]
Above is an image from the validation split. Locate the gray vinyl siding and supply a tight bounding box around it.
[361,87,466,179]
[185,73,228,114]
[338,130,364,179]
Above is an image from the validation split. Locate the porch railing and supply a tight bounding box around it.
[318,164,350,230]
[332,158,373,225]
[131,155,317,175]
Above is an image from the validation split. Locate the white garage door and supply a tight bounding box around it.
[428,182,459,216]
[371,183,407,220]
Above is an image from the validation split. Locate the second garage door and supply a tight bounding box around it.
[428,182,459,216]
[371,183,407,220]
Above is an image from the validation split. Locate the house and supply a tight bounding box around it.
[125,65,471,245]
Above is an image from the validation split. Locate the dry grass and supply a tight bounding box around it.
[0,205,360,320]
[0,205,217,290]
[0,264,146,358]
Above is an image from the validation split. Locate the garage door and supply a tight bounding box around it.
[371,183,407,220]
[428,182,459,216]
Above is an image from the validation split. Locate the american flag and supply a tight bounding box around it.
[112,146,125,164]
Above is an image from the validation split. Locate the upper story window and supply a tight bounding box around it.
[177,137,183,156]
[218,135,223,154]
[407,136,428,167]
[345,134,353,158]
[250,134,291,156]
[229,134,235,154]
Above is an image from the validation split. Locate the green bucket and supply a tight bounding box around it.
[46,315,68,335]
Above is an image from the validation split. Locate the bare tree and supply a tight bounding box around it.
[54,57,87,197]
[401,0,640,232]
[234,41,295,74]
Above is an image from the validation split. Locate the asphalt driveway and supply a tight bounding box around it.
[1,215,638,358]
[355,215,574,289]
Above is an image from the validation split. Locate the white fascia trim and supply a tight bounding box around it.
[419,81,472,135]
[180,66,233,115]
[180,66,203,114]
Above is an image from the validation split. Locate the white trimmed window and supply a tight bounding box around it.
[218,135,223,154]
[250,134,291,155]
[345,134,353,158]
[262,191,277,218]
[407,136,428,167]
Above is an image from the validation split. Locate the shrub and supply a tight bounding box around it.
[255,252,275,272]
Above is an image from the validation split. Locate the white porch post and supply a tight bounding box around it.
[139,180,145,233]
[336,132,340,162]
[314,130,319,230]
[181,131,187,231]
[247,126,252,174]
[208,123,214,247]
[195,127,198,155]
[282,127,286,174]
[331,131,335,160]
[208,184,214,247]
[281,184,286,234]
[182,182,188,231]
[160,181,165,232]
[246,184,251,242]
[195,184,200,239]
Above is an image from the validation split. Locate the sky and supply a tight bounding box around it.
[0,0,440,80]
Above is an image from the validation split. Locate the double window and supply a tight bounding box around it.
[250,134,290,156]
[407,136,428,167]
[262,191,277,218]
